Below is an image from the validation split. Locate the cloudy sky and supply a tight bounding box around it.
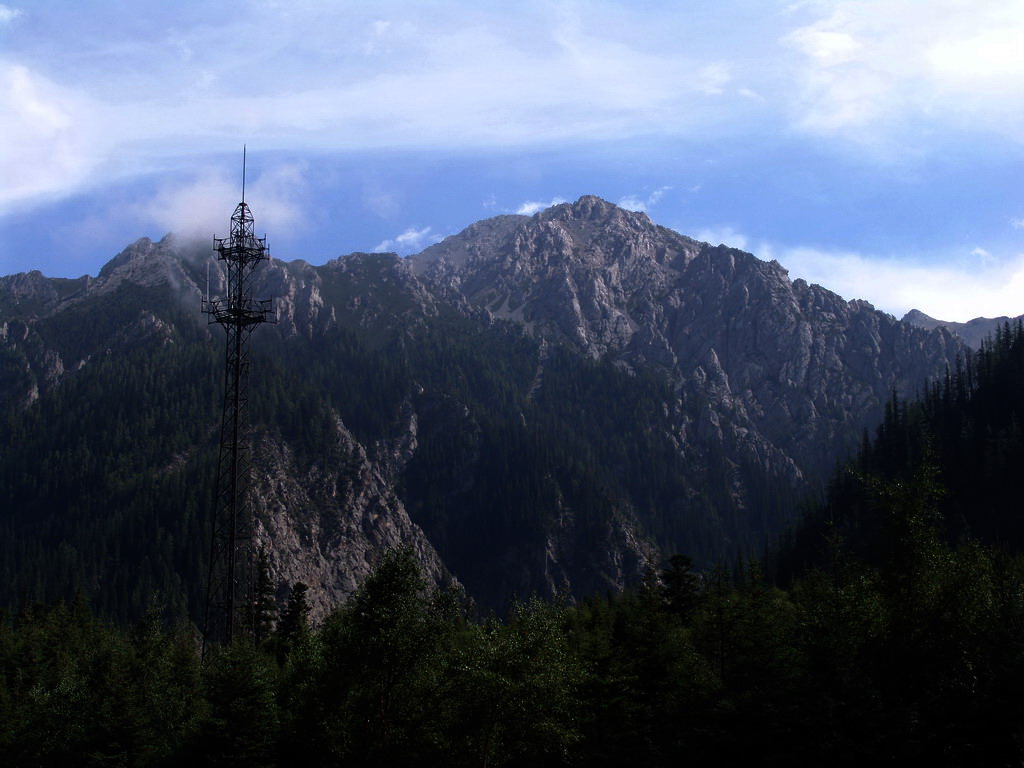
[2,0,1023,321]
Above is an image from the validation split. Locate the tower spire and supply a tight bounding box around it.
[201,149,274,655]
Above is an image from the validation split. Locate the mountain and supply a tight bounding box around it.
[903,308,1023,349]
[0,197,965,622]
[415,197,963,479]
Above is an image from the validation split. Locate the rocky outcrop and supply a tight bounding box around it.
[251,417,447,623]
[0,270,60,312]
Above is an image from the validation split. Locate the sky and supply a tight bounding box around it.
[1,0,1023,321]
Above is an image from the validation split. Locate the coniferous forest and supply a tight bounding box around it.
[0,273,799,622]
[3,324,1024,765]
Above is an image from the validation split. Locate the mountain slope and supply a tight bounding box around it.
[780,311,1024,601]
[0,198,965,620]
[415,196,964,480]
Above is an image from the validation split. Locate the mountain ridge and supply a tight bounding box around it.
[0,195,967,619]
[903,307,1023,349]
[413,196,963,478]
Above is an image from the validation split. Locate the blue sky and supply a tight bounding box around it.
[1,0,1023,321]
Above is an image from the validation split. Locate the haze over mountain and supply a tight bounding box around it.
[0,196,965,621]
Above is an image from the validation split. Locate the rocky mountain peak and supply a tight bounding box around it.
[412,197,674,280]
[98,236,160,278]
[537,194,645,225]
[406,200,965,483]
[531,196,673,263]
[83,234,208,304]
[902,308,942,330]
[97,234,202,280]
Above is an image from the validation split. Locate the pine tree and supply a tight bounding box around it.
[276,582,310,646]
[197,640,279,768]
[246,548,277,645]
[661,553,700,621]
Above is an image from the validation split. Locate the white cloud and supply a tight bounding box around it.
[786,27,861,67]
[648,186,670,205]
[4,0,1023,253]
[373,226,443,255]
[776,244,1024,322]
[0,5,21,25]
[516,197,567,215]
[617,195,647,212]
[696,64,732,95]
[781,1,1024,145]
[971,247,996,267]
[929,29,1024,82]
[0,64,97,210]
[0,3,743,213]
[1011,217,1024,229]
[618,186,672,213]
[131,163,308,242]
[694,226,749,251]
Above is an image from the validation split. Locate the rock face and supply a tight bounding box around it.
[0,195,967,620]
[0,271,60,310]
[903,308,1022,350]
[414,196,964,479]
[251,416,447,623]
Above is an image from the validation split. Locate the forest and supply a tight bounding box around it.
[2,323,1023,765]
[0,278,798,619]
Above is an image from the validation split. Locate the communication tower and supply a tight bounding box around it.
[202,149,275,652]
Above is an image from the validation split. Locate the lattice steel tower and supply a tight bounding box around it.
[202,150,274,650]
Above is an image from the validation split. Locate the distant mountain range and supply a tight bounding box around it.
[0,196,966,621]
[902,308,1023,349]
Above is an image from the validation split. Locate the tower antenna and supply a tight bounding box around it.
[201,149,274,656]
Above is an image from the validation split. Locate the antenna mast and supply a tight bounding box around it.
[202,149,274,653]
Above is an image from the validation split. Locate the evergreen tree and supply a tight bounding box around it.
[661,553,700,621]
[276,582,310,645]
[247,548,277,645]
[196,640,279,768]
